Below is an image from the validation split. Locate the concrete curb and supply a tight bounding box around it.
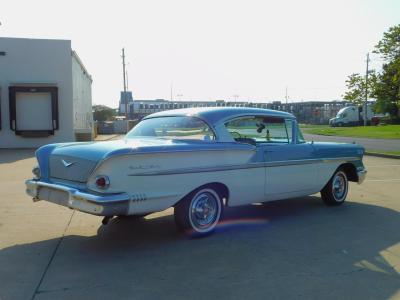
[365,152,400,159]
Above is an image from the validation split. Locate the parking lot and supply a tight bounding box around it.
[0,150,399,300]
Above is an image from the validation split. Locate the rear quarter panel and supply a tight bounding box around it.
[87,148,266,214]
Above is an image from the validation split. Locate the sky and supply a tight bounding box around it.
[1,0,399,107]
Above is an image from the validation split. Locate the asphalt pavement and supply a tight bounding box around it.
[303,133,400,152]
[0,150,399,300]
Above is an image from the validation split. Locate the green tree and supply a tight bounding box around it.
[373,59,400,116]
[92,105,117,121]
[373,25,400,117]
[343,72,377,106]
[344,25,400,117]
[374,25,400,61]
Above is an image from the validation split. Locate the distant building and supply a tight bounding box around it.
[127,99,347,124]
[118,91,134,115]
[130,99,250,118]
[0,37,93,148]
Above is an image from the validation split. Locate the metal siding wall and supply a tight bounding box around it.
[0,37,75,148]
[71,53,93,137]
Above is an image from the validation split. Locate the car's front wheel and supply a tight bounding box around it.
[174,187,223,237]
[321,169,349,206]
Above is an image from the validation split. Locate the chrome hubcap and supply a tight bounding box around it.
[190,191,220,231]
[332,172,347,201]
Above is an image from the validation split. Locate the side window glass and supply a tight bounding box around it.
[224,117,261,145]
[225,116,289,144]
[297,126,306,143]
[265,118,289,143]
[285,119,293,143]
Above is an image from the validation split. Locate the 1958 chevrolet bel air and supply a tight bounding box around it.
[26,107,367,236]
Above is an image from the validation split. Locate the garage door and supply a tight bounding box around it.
[9,86,59,137]
[16,92,53,130]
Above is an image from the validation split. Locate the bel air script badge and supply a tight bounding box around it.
[61,159,75,167]
[129,164,160,170]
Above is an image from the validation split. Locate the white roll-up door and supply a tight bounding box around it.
[15,92,53,130]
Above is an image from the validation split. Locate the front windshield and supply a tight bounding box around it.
[336,108,346,118]
[126,116,215,141]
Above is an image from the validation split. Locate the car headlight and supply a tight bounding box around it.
[32,166,41,179]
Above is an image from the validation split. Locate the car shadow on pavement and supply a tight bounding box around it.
[0,149,35,164]
[1,196,400,299]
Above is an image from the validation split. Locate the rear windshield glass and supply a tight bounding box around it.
[126,116,215,141]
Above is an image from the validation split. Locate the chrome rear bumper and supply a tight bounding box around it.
[25,180,130,216]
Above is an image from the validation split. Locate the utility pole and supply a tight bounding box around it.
[122,48,128,131]
[364,52,370,126]
[126,69,129,91]
[285,86,289,108]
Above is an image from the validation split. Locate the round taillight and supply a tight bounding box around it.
[95,175,110,189]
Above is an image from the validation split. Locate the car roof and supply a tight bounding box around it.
[143,107,295,125]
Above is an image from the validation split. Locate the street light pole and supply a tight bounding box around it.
[285,86,288,105]
[233,95,239,104]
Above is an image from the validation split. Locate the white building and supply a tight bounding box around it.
[0,37,93,148]
[130,99,253,117]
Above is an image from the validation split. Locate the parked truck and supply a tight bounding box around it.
[329,105,373,127]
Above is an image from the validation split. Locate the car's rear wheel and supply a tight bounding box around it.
[321,169,349,206]
[174,187,223,237]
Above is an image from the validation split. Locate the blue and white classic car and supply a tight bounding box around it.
[26,107,367,236]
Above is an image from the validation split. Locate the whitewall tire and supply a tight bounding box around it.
[321,169,349,206]
[174,187,223,237]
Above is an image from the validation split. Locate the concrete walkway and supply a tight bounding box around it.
[303,133,400,152]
